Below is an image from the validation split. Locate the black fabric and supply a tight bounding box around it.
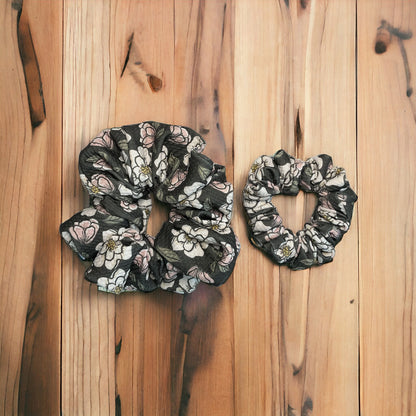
[60,122,240,294]
[243,150,357,270]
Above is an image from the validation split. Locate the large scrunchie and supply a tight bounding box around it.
[60,122,240,294]
[243,150,357,270]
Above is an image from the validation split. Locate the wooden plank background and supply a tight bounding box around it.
[0,0,415,415]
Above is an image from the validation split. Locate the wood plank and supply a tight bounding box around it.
[113,1,235,415]
[234,0,358,414]
[172,1,235,415]
[358,1,416,414]
[62,1,116,414]
[0,0,62,414]
[112,2,176,415]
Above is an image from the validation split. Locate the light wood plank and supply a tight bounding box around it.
[0,0,62,414]
[358,1,416,414]
[112,2,176,415]
[234,0,358,414]
[113,1,235,415]
[62,1,117,414]
[172,1,235,415]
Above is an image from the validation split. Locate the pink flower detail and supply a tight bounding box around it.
[69,218,99,244]
[218,242,235,267]
[169,211,183,223]
[187,265,214,284]
[133,248,152,275]
[90,174,115,194]
[139,122,156,148]
[210,181,232,194]
[264,226,283,242]
[93,158,112,171]
[90,129,114,148]
[119,200,138,212]
[164,262,180,282]
[168,169,187,191]
[169,125,192,144]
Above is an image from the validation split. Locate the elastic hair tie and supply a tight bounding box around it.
[60,122,240,294]
[243,150,357,270]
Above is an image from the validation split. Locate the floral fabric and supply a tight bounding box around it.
[60,122,240,294]
[243,150,357,270]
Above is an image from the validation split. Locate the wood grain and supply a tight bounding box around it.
[234,0,358,415]
[0,0,62,414]
[62,1,116,414]
[358,1,416,415]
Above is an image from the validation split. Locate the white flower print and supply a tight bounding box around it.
[139,122,156,148]
[177,182,204,209]
[118,183,143,199]
[160,274,199,294]
[69,218,99,244]
[97,269,130,294]
[187,265,214,284]
[248,155,274,182]
[154,145,168,183]
[280,158,304,188]
[169,125,192,144]
[94,228,137,270]
[127,147,152,187]
[218,242,235,267]
[304,225,334,255]
[252,213,282,234]
[306,157,324,185]
[81,207,97,217]
[274,237,296,262]
[171,225,209,258]
[186,136,205,154]
[324,166,347,189]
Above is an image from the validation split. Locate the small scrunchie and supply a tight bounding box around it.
[60,121,240,294]
[243,150,357,270]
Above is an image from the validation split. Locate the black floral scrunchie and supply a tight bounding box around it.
[243,150,357,270]
[60,122,240,294]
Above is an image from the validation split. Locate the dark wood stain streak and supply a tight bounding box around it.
[301,396,313,416]
[374,20,415,118]
[177,285,222,415]
[11,0,22,10]
[17,1,46,128]
[115,336,122,355]
[292,363,302,376]
[221,2,227,48]
[121,33,134,78]
[397,38,413,97]
[115,394,121,416]
[295,108,303,157]
[284,0,289,8]
[199,126,210,134]
[288,404,296,416]
[300,0,308,9]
